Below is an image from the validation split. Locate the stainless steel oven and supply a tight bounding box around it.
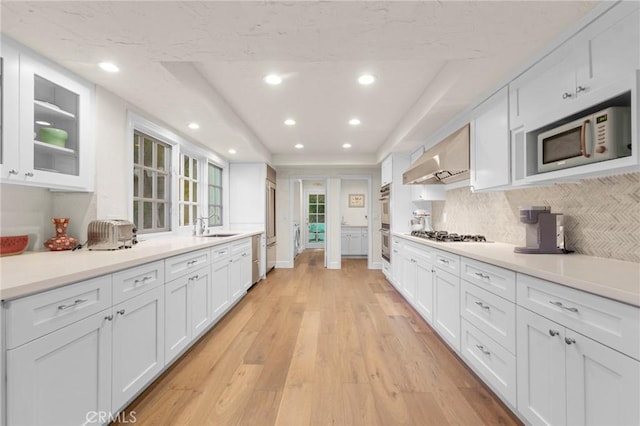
[380,184,390,228]
[380,228,390,262]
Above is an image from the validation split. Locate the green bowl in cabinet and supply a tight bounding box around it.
[38,127,68,147]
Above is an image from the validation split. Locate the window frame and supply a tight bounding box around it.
[207,162,223,227]
[127,111,228,237]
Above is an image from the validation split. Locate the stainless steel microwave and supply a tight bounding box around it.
[537,106,631,173]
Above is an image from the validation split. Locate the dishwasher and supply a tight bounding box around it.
[251,234,261,285]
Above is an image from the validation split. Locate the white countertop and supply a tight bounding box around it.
[0,232,261,301]
[393,232,640,307]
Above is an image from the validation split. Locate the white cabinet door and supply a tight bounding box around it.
[381,156,392,186]
[341,232,350,255]
[516,307,566,426]
[391,247,402,291]
[17,53,94,191]
[190,267,212,337]
[433,268,461,351]
[350,232,363,255]
[211,259,230,321]
[165,276,190,364]
[0,40,20,180]
[228,255,246,303]
[7,311,112,426]
[112,286,164,413]
[401,255,417,304]
[565,330,640,426]
[361,230,368,255]
[471,86,510,191]
[414,260,434,324]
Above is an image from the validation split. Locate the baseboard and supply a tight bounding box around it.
[275,260,293,269]
[371,262,382,270]
[327,261,341,269]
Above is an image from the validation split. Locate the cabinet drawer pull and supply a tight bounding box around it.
[474,301,490,310]
[134,276,152,285]
[58,299,88,310]
[189,274,199,281]
[187,260,198,266]
[576,85,587,93]
[565,337,576,345]
[105,315,113,321]
[562,92,573,99]
[549,329,560,337]
[242,253,248,257]
[25,172,34,177]
[117,309,126,315]
[8,169,18,175]
[475,344,491,355]
[439,258,450,264]
[474,272,490,280]
[549,300,579,313]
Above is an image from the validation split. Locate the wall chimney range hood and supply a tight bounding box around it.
[402,124,470,185]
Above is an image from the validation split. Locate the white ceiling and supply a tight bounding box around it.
[1,1,598,165]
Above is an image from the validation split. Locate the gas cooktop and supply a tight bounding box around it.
[410,230,488,242]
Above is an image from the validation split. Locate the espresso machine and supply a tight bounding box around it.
[514,206,566,254]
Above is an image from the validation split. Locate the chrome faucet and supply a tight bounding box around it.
[193,212,216,236]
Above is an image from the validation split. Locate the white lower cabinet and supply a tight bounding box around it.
[165,266,212,363]
[111,286,165,413]
[229,248,251,302]
[400,254,417,303]
[212,258,231,320]
[6,311,112,425]
[413,259,435,324]
[517,306,640,426]
[433,267,461,352]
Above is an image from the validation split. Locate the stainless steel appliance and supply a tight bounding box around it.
[380,228,391,262]
[266,166,277,273]
[87,220,137,250]
[380,184,390,227]
[537,106,631,173]
[251,234,261,285]
[403,124,470,184]
[410,230,487,242]
[514,206,566,254]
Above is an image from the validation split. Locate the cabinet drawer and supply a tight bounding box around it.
[5,275,112,349]
[231,238,251,254]
[517,273,640,360]
[461,319,516,407]
[112,260,164,304]
[404,241,434,264]
[211,244,231,261]
[165,248,210,282]
[461,257,515,302]
[434,249,460,275]
[461,280,516,354]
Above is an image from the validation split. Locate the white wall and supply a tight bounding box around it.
[276,166,382,269]
[340,179,368,226]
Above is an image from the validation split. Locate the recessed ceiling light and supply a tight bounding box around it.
[264,74,282,85]
[284,119,296,126]
[349,118,361,126]
[342,143,352,149]
[98,62,120,73]
[294,144,304,149]
[188,122,200,130]
[36,120,51,126]
[228,149,237,154]
[358,74,375,85]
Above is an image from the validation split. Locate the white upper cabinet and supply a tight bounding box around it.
[1,37,94,191]
[380,155,392,186]
[471,86,510,191]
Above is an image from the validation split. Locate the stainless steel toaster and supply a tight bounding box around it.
[87,220,137,250]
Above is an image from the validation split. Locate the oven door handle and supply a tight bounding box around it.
[580,119,591,158]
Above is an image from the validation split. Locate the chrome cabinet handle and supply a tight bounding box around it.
[475,301,490,310]
[439,259,450,264]
[562,92,573,99]
[189,274,200,281]
[242,253,248,257]
[25,172,34,177]
[58,299,88,310]
[134,276,152,285]
[576,85,587,93]
[549,329,560,337]
[475,344,491,355]
[549,301,579,313]
[565,337,576,345]
[475,272,490,280]
[187,260,198,266]
[8,169,18,175]
[117,309,126,315]
[105,315,113,321]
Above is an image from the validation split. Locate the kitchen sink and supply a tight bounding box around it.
[201,233,240,238]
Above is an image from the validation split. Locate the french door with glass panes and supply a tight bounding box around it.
[305,191,325,249]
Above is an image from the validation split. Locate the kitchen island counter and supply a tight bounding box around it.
[0,232,262,301]
[393,232,640,307]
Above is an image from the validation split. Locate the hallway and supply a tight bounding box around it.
[116,250,520,425]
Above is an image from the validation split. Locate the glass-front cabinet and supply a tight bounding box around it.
[0,40,20,179]
[1,36,94,191]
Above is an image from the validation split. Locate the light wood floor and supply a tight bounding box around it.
[115,250,521,426]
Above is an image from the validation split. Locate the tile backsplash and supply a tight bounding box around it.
[431,172,639,262]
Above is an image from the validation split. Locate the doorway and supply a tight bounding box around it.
[304,189,326,249]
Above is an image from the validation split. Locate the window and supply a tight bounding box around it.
[180,153,199,226]
[133,131,171,234]
[208,163,223,227]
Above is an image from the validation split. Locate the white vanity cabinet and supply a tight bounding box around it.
[1,36,95,191]
[341,226,367,256]
[471,86,510,192]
